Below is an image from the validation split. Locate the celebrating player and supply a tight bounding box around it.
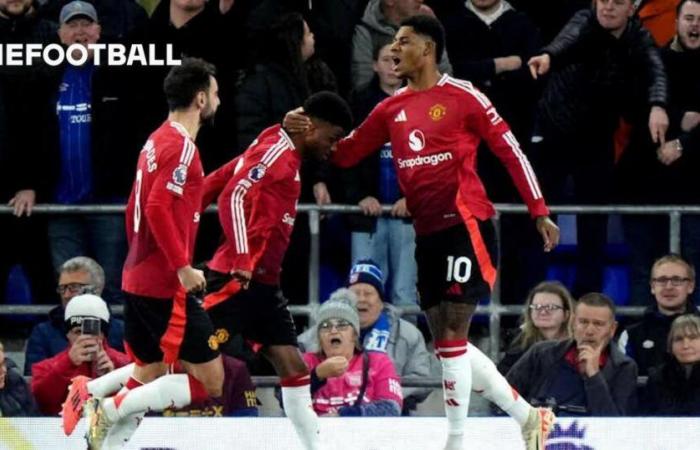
[285,15,559,450]
[201,91,353,450]
[63,58,224,450]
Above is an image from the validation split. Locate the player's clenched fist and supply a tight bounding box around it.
[177,265,206,293]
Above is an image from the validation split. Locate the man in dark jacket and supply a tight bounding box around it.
[24,257,124,376]
[0,341,37,416]
[0,0,59,307]
[527,0,669,297]
[619,254,699,376]
[508,0,590,44]
[507,292,638,416]
[616,0,700,304]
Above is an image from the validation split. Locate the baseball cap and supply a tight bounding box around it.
[347,259,385,301]
[60,1,98,25]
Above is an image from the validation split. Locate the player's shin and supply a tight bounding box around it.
[102,373,207,423]
[468,343,530,426]
[87,363,136,398]
[281,374,321,450]
[436,339,472,446]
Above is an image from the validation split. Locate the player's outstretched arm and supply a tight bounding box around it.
[202,156,242,208]
[282,103,391,168]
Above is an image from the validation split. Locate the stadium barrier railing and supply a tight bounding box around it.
[2,203,699,361]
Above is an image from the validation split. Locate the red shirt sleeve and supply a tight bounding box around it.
[145,150,193,270]
[202,156,241,209]
[464,90,549,218]
[332,101,391,168]
[224,162,277,273]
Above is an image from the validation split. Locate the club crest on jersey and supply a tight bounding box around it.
[208,335,219,351]
[429,104,447,121]
[215,328,230,344]
[172,164,188,186]
[408,129,426,152]
[248,163,266,182]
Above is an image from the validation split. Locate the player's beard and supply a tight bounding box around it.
[199,102,216,127]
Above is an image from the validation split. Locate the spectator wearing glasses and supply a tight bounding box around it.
[507,292,638,416]
[298,260,432,414]
[619,254,699,376]
[498,281,575,375]
[302,288,403,416]
[644,314,700,415]
[23,257,124,375]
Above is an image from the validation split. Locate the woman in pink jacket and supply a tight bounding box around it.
[303,288,403,416]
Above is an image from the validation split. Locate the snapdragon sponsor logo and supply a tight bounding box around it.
[397,151,453,169]
[0,43,182,67]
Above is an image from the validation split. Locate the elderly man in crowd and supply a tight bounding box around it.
[24,256,125,375]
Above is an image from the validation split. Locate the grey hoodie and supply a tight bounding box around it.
[351,0,453,90]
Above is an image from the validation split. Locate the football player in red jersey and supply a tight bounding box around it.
[64,59,224,450]
[201,91,352,450]
[286,15,559,450]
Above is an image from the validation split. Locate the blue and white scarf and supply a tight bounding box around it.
[361,310,392,353]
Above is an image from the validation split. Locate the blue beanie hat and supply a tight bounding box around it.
[347,259,385,301]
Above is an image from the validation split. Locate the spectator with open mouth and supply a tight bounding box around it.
[302,288,403,416]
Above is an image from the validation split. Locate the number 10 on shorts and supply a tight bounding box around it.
[446,256,472,283]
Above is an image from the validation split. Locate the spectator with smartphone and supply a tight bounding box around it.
[24,256,125,375]
[31,294,130,415]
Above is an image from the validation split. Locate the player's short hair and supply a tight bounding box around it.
[303,91,353,134]
[163,58,216,112]
[576,292,616,317]
[400,14,445,65]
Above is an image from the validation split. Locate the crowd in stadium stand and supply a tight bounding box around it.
[1,0,700,420]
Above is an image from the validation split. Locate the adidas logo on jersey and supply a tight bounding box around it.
[447,283,462,296]
[394,110,407,122]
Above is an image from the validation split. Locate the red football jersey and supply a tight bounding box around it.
[333,74,549,235]
[205,125,300,286]
[123,121,204,298]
